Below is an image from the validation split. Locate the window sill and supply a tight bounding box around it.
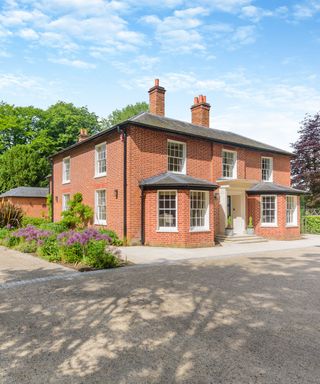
[167,170,186,175]
[94,173,107,179]
[190,229,210,233]
[156,229,178,233]
[285,224,299,228]
[261,224,278,228]
[62,181,70,185]
[94,221,107,226]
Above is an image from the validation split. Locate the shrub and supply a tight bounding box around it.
[0,228,11,246]
[0,201,24,228]
[60,243,83,264]
[37,236,60,262]
[303,216,320,234]
[22,216,49,228]
[61,193,93,229]
[39,221,68,234]
[13,225,53,244]
[99,229,123,246]
[84,240,119,268]
[15,241,37,253]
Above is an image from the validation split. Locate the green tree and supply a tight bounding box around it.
[0,102,45,153]
[0,145,49,193]
[101,101,149,129]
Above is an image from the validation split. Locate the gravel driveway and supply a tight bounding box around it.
[1,246,320,383]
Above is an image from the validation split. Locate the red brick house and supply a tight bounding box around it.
[0,187,49,218]
[51,79,304,247]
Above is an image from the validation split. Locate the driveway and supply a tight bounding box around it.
[1,246,320,383]
[0,246,74,285]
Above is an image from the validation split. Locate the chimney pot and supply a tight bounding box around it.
[191,95,211,128]
[78,128,89,142]
[148,78,166,116]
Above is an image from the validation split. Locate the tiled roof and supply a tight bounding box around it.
[129,113,292,156]
[247,182,305,195]
[140,172,219,190]
[0,187,49,198]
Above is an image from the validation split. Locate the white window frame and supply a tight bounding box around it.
[261,156,273,182]
[62,157,70,184]
[157,190,178,232]
[190,190,209,232]
[62,194,70,212]
[167,139,186,174]
[286,195,298,227]
[95,189,107,225]
[222,149,237,179]
[95,142,107,178]
[261,194,278,227]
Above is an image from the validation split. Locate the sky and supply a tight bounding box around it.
[0,0,319,151]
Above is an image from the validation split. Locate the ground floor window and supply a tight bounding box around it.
[286,195,297,225]
[62,194,70,211]
[261,195,277,226]
[95,189,106,225]
[158,190,177,231]
[190,191,209,231]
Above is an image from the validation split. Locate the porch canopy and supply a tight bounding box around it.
[139,172,219,191]
[247,182,306,195]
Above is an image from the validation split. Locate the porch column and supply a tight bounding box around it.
[219,187,228,234]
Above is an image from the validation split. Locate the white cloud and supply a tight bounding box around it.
[230,25,256,47]
[293,1,320,19]
[49,57,96,69]
[18,28,39,40]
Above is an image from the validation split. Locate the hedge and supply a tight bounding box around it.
[303,216,320,234]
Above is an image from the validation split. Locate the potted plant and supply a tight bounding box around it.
[225,215,233,236]
[247,216,254,235]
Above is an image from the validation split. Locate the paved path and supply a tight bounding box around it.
[1,246,320,383]
[120,234,320,264]
[0,246,73,284]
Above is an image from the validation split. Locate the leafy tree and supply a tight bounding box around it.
[0,145,49,193]
[61,193,93,229]
[291,112,320,206]
[0,102,45,153]
[101,101,149,129]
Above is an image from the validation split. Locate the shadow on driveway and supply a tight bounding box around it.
[1,247,320,383]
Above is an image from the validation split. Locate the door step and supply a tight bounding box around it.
[215,234,268,245]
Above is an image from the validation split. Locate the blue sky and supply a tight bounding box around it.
[0,0,319,150]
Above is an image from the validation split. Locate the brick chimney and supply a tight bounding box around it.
[148,79,166,116]
[191,95,211,127]
[78,128,89,142]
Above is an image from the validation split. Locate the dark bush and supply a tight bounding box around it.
[0,201,23,228]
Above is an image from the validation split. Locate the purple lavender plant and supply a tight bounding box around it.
[58,228,111,247]
[13,225,53,245]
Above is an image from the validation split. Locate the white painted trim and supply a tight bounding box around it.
[261,156,273,182]
[222,149,237,179]
[167,139,187,175]
[62,156,71,184]
[189,190,210,232]
[285,195,298,226]
[157,190,178,232]
[260,194,278,227]
[94,142,107,178]
[94,189,107,226]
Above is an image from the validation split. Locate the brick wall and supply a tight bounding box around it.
[53,131,124,237]
[144,189,215,247]
[247,194,300,240]
[5,197,48,218]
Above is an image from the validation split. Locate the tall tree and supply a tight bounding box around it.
[291,112,320,206]
[101,102,149,129]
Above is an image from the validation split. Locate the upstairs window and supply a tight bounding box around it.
[190,191,209,231]
[167,140,186,174]
[95,142,106,177]
[222,150,237,179]
[95,189,106,225]
[261,157,273,182]
[261,195,277,226]
[158,191,177,231]
[62,157,70,184]
[286,196,297,226]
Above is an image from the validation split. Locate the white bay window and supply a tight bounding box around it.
[158,191,177,231]
[261,195,277,226]
[286,196,297,226]
[190,191,209,231]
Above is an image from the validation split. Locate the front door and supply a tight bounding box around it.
[231,194,245,234]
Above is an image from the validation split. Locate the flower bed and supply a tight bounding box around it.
[0,225,124,270]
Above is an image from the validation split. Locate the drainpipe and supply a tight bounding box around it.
[119,126,128,243]
[140,186,145,245]
[51,158,54,223]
